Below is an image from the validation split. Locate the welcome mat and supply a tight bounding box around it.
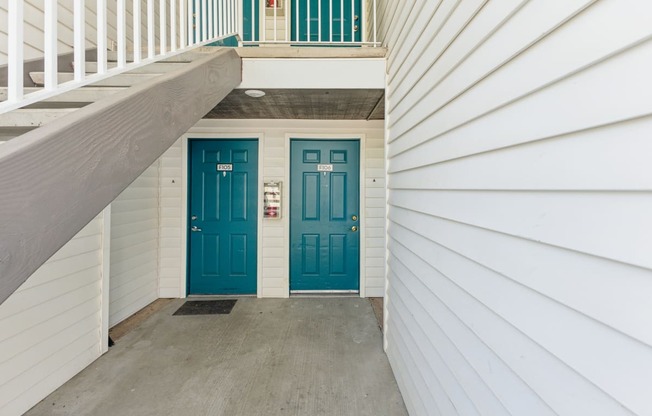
[173,299,237,316]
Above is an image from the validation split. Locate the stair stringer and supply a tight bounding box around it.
[0,48,241,305]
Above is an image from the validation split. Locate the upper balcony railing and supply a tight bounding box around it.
[239,0,378,46]
[1,0,240,113]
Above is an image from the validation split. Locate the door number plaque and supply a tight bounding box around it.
[317,164,333,172]
[217,164,233,171]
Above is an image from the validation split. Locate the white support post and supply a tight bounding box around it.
[188,0,194,44]
[217,0,222,39]
[194,0,201,42]
[350,0,354,43]
[262,0,266,42]
[250,0,254,41]
[232,0,236,34]
[329,0,333,42]
[317,0,321,42]
[340,0,343,42]
[219,0,225,38]
[295,0,299,41]
[171,0,177,51]
[307,0,310,42]
[97,0,107,74]
[8,0,24,102]
[99,205,112,355]
[148,0,155,58]
[180,0,186,48]
[133,0,142,63]
[274,0,278,42]
[202,0,207,41]
[117,0,126,67]
[207,0,213,40]
[226,0,231,35]
[373,0,377,45]
[74,0,86,81]
[237,0,243,42]
[160,0,168,54]
[44,0,58,91]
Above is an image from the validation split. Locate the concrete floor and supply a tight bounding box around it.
[26,298,407,416]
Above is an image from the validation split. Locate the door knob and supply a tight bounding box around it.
[191,225,202,232]
[351,225,358,232]
[354,25,359,32]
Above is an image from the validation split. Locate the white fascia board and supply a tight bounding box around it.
[239,58,386,89]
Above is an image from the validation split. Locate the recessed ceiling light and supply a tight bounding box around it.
[244,89,266,98]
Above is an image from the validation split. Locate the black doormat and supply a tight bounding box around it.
[173,299,237,316]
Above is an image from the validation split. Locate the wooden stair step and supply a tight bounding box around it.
[0,127,36,142]
[0,87,127,104]
[29,72,161,87]
[0,108,77,128]
[83,61,190,74]
[105,47,219,63]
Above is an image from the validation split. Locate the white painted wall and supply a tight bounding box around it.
[0,0,174,65]
[0,212,108,416]
[379,1,652,415]
[158,119,387,298]
[109,164,160,327]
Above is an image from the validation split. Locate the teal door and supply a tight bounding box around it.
[188,140,258,294]
[290,0,362,42]
[290,140,360,292]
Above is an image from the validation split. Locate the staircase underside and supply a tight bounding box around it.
[0,47,241,305]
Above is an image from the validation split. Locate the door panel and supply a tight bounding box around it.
[189,140,258,294]
[290,140,360,291]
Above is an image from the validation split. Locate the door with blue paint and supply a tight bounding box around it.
[188,140,258,294]
[290,140,360,292]
[290,0,362,42]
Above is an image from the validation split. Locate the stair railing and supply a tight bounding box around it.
[242,0,378,46]
[2,0,240,114]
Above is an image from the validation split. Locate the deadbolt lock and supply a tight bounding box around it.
[352,215,358,221]
[354,15,359,21]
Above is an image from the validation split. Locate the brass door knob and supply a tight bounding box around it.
[351,226,358,232]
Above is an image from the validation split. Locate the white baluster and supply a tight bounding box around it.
[133,0,142,62]
[117,0,126,67]
[74,0,86,81]
[44,0,58,90]
[97,0,107,74]
[8,0,24,102]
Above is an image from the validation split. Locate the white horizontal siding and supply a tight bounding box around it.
[0,0,176,65]
[159,119,387,298]
[0,214,105,416]
[380,0,652,415]
[109,164,160,327]
[159,140,183,298]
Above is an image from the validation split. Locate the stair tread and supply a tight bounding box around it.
[82,61,190,74]
[0,87,127,104]
[0,108,78,128]
[29,72,161,87]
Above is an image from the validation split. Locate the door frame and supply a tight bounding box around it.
[180,133,265,298]
[285,134,367,297]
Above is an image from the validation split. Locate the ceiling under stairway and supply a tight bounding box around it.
[204,88,385,120]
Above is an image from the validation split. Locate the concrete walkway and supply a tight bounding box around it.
[26,298,407,416]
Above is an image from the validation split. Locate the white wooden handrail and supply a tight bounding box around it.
[1,0,240,114]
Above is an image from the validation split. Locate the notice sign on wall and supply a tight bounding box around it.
[264,181,282,219]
